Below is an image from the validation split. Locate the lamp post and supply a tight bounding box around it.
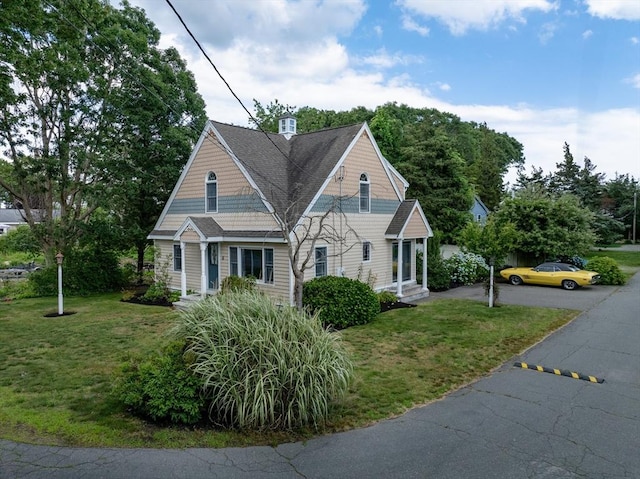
[488,257,495,308]
[55,252,64,316]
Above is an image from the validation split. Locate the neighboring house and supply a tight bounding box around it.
[471,195,490,225]
[149,116,433,305]
[0,209,29,235]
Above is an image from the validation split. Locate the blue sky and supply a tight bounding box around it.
[125,0,640,184]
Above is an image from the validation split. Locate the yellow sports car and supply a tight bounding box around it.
[499,262,600,290]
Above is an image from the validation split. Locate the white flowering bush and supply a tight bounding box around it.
[444,253,489,285]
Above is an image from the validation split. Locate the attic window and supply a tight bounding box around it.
[359,173,370,213]
[206,172,217,212]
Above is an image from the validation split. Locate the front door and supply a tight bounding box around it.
[208,243,219,290]
[392,240,412,283]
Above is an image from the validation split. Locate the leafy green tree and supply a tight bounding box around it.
[493,188,596,263]
[603,174,638,241]
[109,45,207,274]
[0,0,204,266]
[398,124,474,242]
[458,215,517,266]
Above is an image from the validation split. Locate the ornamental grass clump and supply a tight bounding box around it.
[174,291,353,430]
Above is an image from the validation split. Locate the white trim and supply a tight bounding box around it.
[205,171,218,213]
[296,122,404,230]
[209,124,276,216]
[398,201,434,239]
[150,120,214,234]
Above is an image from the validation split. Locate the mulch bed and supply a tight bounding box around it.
[380,301,417,313]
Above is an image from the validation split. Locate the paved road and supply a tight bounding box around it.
[1,275,639,478]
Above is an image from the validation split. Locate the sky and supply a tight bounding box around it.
[122,0,640,185]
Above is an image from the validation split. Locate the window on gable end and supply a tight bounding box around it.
[359,173,370,213]
[206,172,217,212]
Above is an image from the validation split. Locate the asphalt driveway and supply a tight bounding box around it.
[1,272,639,478]
[424,279,619,311]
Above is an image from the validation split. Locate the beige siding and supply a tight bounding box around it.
[322,134,399,201]
[180,229,200,242]
[176,133,253,199]
[404,211,430,238]
[154,240,181,290]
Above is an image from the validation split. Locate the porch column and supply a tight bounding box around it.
[180,241,187,297]
[199,242,207,297]
[396,237,403,298]
[422,237,428,291]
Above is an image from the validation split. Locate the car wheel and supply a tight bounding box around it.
[509,275,523,286]
[562,280,578,290]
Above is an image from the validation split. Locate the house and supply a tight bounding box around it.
[0,209,29,235]
[148,116,433,305]
[471,195,490,225]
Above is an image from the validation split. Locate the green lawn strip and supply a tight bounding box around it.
[586,250,640,267]
[331,299,575,429]
[1,294,576,448]
[585,250,640,279]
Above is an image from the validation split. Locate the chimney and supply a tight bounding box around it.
[278,113,296,140]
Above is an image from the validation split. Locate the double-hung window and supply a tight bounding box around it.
[206,172,217,212]
[315,246,328,277]
[362,241,371,262]
[173,244,182,271]
[359,173,370,213]
[228,246,274,284]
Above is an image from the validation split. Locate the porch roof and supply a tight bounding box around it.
[385,199,433,239]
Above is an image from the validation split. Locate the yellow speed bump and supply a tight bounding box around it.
[513,362,604,384]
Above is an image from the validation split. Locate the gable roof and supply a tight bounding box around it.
[209,121,365,226]
[385,200,433,239]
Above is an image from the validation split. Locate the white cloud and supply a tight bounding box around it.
[582,29,593,39]
[397,0,557,35]
[631,36,640,45]
[626,73,640,89]
[438,82,451,92]
[584,0,640,20]
[539,22,559,44]
[401,15,430,36]
[452,104,640,183]
[359,49,424,69]
[131,0,367,50]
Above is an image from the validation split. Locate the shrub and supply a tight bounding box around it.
[303,276,379,329]
[114,341,206,425]
[426,255,451,291]
[219,275,256,293]
[28,248,126,296]
[174,291,353,430]
[444,252,489,285]
[586,256,626,285]
[377,290,398,305]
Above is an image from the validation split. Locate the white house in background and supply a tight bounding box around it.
[148,116,433,305]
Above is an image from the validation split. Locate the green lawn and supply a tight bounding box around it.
[0,293,576,448]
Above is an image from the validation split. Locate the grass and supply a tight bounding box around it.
[0,293,576,448]
[585,249,640,279]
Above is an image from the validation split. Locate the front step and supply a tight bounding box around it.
[173,294,203,311]
[386,284,430,303]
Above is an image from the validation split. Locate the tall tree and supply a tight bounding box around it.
[109,43,207,274]
[549,142,581,195]
[398,123,474,242]
[603,174,639,241]
[0,0,205,264]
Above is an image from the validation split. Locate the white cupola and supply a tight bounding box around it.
[278,113,296,140]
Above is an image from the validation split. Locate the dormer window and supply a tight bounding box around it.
[278,114,296,139]
[359,173,370,213]
[206,172,217,212]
